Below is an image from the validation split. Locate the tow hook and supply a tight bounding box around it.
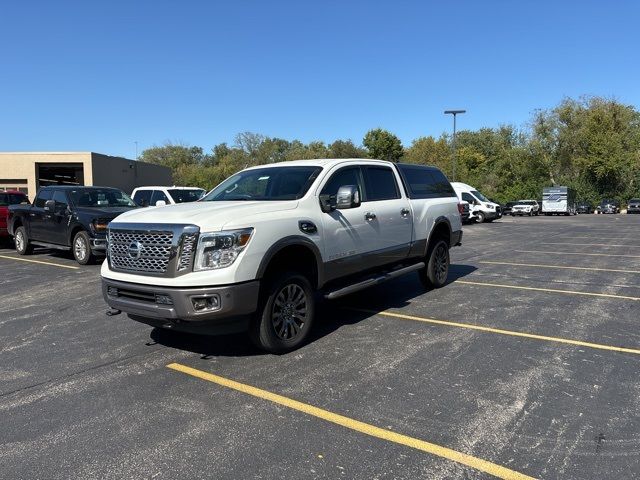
[106,308,122,316]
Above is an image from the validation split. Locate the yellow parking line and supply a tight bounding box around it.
[542,242,640,248]
[479,260,640,275]
[167,363,535,480]
[0,254,79,270]
[356,309,640,356]
[456,280,640,301]
[515,249,640,259]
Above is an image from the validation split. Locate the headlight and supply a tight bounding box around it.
[92,219,109,232]
[485,204,494,209]
[194,228,253,271]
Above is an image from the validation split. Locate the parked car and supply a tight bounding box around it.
[451,182,501,223]
[576,201,593,214]
[8,186,138,264]
[102,159,463,352]
[627,198,640,214]
[595,199,620,214]
[511,200,540,216]
[0,190,29,242]
[131,186,205,207]
[501,201,516,216]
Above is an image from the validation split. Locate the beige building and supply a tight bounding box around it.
[0,152,172,200]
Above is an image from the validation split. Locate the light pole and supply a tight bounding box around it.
[444,110,465,181]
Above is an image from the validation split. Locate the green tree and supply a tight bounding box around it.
[363,128,404,162]
[139,143,207,170]
[328,139,367,158]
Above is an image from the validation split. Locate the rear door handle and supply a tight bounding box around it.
[365,212,376,222]
[401,208,410,217]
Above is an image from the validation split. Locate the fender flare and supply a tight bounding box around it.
[256,235,325,288]
[425,216,452,255]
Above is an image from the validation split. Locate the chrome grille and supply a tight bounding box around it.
[178,233,198,271]
[109,230,173,273]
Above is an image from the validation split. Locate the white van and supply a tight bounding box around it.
[451,182,501,223]
[131,186,205,207]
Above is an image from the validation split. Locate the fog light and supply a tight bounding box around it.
[107,286,118,297]
[191,295,220,312]
[155,294,173,305]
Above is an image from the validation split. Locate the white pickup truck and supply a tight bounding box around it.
[102,159,463,352]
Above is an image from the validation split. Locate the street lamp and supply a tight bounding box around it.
[444,109,466,181]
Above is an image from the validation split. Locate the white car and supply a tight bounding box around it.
[103,159,463,352]
[451,182,501,223]
[131,186,205,207]
[511,200,540,216]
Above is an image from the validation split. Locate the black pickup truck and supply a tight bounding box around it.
[8,186,138,264]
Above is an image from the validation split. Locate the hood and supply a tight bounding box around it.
[111,200,299,230]
[75,206,137,219]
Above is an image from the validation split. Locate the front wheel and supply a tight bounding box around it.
[72,231,95,265]
[251,272,315,353]
[475,211,486,223]
[420,239,450,289]
[14,226,33,255]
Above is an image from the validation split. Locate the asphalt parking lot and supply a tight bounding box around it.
[1,214,639,480]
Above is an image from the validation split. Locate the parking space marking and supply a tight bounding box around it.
[167,363,535,480]
[0,254,80,270]
[456,280,640,301]
[541,242,640,248]
[515,249,640,259]
[357,309,640,356]
[479,260,640,275]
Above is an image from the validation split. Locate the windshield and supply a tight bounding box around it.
[0,193,27,206]
[69,188,137,208]
[168,189,204,203]
[471,190,490,202]
[202,166,322,202]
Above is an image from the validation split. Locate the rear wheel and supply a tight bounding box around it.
[420,239,450,289]
[251,272,315,353]
[14,226,33,255]
[72,231,94,265]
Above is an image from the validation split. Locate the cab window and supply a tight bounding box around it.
[151,190,170,205]
[133,190,152,207]
[363,166,399,201]
[320,167,364,198]
[34,189,53,208]
[52,190,68,211]
[461,192,476,204]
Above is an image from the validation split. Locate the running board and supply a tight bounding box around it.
[31,241,71,251]
[325,262,425,300]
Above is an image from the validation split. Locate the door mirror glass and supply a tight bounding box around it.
[44,199,55,211]
[155,200,167,207]
[336,185,361,209]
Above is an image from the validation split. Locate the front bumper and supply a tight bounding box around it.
[91,237,107,251]
[102,278,260,334]
[627,207,640,214]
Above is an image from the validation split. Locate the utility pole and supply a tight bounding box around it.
[444,110,466,181]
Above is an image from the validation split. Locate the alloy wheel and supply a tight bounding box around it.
[271,283,308,340]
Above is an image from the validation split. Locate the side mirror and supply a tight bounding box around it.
[155,200,167,207]
[336,185,361,210]
[44,199,55,212]
[319,194,336,213]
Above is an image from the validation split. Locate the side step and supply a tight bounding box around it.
[31,241,71,251]
[325,262,425,300]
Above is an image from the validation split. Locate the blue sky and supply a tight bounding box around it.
[1,0,639,159]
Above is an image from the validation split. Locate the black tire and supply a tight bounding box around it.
[14,226,33,255]
[420,239,450,289]
[72,231,95,265]
[250,271,315,353]
[475,211,486,223]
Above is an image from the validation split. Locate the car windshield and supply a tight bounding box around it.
[471,190,489,202]
[69,188,137,208]
[0,193,27,206]
[630,199,640,203]
[167,189,205,203]
[202,166,322,201]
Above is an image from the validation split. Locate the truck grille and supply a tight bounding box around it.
[109,230,174,273]
[177,233,198,271]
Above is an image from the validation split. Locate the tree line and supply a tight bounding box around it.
[139,96,640,204]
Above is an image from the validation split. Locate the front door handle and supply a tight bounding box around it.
[401,208,410,217]
[365,212,376,222]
